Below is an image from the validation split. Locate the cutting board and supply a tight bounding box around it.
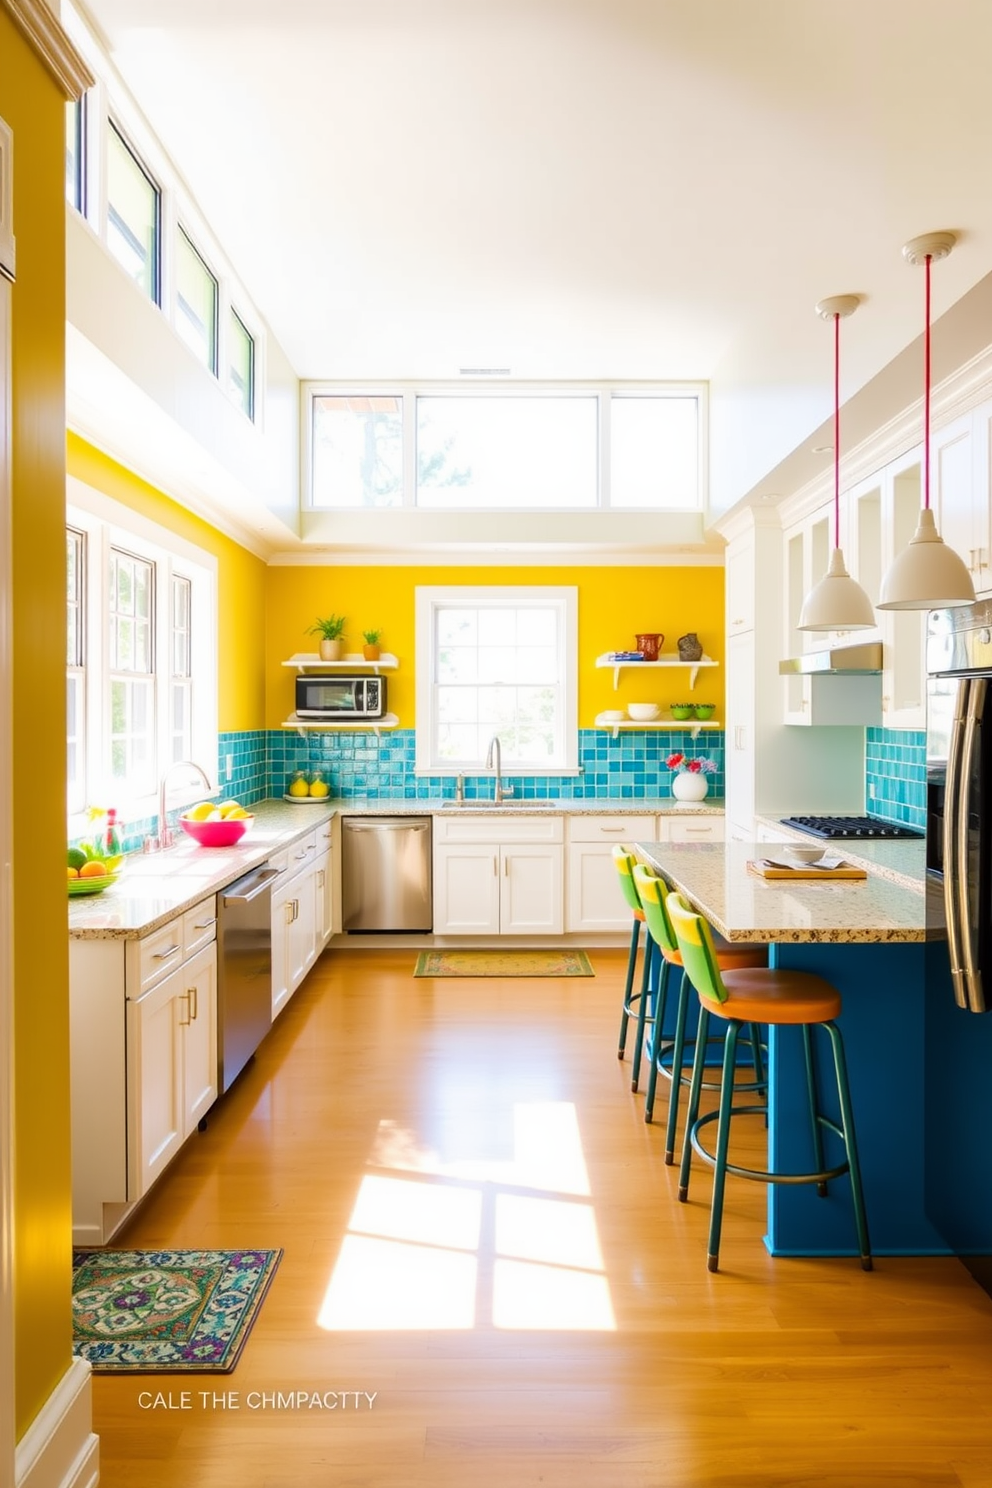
[747,859,867,881]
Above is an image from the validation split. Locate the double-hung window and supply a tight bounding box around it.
[67,485,217,827]
[416,586,578,775]
[176,227,219,374]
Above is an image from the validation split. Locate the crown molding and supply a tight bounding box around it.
[267,546,725,568]
[2,0,94,99]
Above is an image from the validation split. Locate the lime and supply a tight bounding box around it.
[67,847,87,870]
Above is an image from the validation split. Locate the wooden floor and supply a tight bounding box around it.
[92,948,992,1488]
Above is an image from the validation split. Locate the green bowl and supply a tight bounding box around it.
[670,704,694,720]
[693,704,715,720]
[68,873,120,897]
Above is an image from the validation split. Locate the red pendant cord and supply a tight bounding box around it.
[924,253,932,509]
[833,311,841,547]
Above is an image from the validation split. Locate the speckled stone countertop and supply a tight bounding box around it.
[69,795,725,940]
[329,796,724,817]
[753,814,925,892]
[635,839,926,944]
[69,798,336,940]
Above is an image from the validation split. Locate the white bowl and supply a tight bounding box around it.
[783,844,827,864]
[600,709,626,722]
[626,703,660,721]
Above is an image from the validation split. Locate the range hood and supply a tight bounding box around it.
[778,642,883,676]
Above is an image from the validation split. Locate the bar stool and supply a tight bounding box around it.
[632,863,767,1162]
[666,889,872,1275]
[611,846,657,1091]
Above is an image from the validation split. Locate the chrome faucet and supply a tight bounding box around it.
[486,734,505,803]
[145,760,217,852]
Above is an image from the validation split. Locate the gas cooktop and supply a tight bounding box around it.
[779,815,923,841]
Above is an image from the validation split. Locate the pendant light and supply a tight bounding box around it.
[798,295,875,631]
[877,232,976,611]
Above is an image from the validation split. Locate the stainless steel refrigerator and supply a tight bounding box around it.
[925,603,992,1295]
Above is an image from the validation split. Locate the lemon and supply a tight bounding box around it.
[308,780,329,797]
[186,801,216,821]
[288,778,310,797]
[227,807,250,819]
[219,801,242,818]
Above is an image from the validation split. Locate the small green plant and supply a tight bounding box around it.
[307,613,346,641]
[362,627,383,644]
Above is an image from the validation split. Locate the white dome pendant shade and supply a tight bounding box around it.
[799,295,876,632]
[800,546,877,630]
[877,233,976,612]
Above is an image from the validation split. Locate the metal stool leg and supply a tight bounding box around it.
[617,917,641,1059]
[630,936,656,1092]
[802,1024,828,1196]
[643,956,671,1121]
[678,1005,710,1201]
[825,1021,873,1271]
[659,969,689,1155]
[706,1019,742,1273]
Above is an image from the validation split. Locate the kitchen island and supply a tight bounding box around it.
[635,837,941,1259]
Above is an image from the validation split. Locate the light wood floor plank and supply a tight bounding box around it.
[89,948,992,1487]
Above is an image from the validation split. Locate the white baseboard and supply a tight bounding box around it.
[15,1356,98,1488]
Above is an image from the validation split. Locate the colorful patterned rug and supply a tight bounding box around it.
[72,1248,282,1373]
[414,949,594,977]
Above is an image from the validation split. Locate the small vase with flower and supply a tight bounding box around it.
[666,752,717,802]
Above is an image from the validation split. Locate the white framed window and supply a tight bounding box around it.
[67,480,218,829]
[228,309,255,420]
[415,586,578,775]
[106,120,161,304]
[176,227,218,374]
[307,385,705,513]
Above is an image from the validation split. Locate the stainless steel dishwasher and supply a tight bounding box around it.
[341,816,432,931]
[217,862,282,1091]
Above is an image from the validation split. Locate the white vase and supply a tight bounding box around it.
[671,770,709,802]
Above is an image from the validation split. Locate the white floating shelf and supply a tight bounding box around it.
[281,712,399,739]
[283,652,398,674]
[594,712,721,741]
[595,652,719,691]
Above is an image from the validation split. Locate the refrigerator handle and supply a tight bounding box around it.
[959,678,987,1013]
[943,677,968,1009]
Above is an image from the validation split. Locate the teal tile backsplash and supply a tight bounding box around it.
[865,727,926,831]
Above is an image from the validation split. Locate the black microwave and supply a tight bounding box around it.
[296,675,386,719]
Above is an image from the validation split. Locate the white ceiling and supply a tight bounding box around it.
[77,0,992,508]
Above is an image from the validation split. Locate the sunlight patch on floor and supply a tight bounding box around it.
[318,1102,615,1333]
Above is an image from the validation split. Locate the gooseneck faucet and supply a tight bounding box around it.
[486,734,504,804]
[145,760,216,852]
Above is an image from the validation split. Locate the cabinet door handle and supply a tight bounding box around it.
[188,986,198,1021]
[193,917,216,931]
[682,827,712,835]
[293,898,300,922]
[317,870,324,889]
[599,825,626,833]
[179,992,191,1026]
[294,849,308,861]
[153,943,182,961]
[493,855,498,876]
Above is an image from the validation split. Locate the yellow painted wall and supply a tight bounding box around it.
[2,11,75,1437]
[67,434,268,731]
[266,564,724,728]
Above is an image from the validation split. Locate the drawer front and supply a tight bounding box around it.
[182,895,217,959]
[284,828,318,878]
[567,814,655,844]
[135,918,186,994]
[667,816,726,844]
[433,813,564,845]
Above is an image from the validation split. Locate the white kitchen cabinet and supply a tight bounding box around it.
[270,826,324,1019]
[70,893,218,1245]
[566,815,656,933]
[314,847,333,949]
[433,815,564,936]
[127,940,217,1200]
[725,629,756,838]
[662,815,726,843]
[782,503,833,724]
[725,539,755,635]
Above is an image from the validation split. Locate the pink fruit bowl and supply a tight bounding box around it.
[179,815,254,847]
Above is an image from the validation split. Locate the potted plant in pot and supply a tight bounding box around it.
[307,613,347,661]
[362,627,383,661]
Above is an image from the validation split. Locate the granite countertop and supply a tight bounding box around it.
[753,814,926,892]
[69,795,724,941]
[329,796,725,817]
[69,798,335,941]
[635,839,926,944]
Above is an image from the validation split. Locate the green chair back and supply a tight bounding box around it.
[665,890,728,1004]
[631,863,680,958]
[611,845,643,916]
